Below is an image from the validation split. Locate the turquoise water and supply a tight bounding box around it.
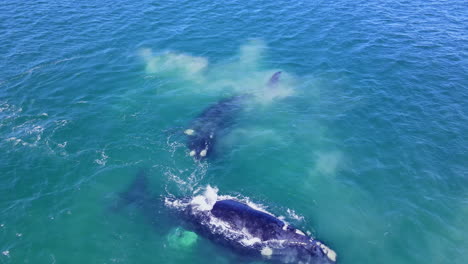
[1,0,467,263]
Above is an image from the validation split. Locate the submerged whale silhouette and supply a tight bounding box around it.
[118,173,337,264]
[185,71,282,160]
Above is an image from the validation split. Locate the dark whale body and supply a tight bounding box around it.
[185,71,282,160]
[118,173,337,264]
[185,94,249,159]
[178,199,336,264]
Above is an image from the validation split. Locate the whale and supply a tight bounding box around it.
[118,173,337,264]
[184,71,282,160]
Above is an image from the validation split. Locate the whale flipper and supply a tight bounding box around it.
[267,71,282,87]
[111,169,152,213]
[114,171,177,235]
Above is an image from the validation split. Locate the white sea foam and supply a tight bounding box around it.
[139,40,296,105]
[287,208,305,222]
[94,151,108,166]
[238,39,266,70]
[190,185,218,211]
[164,197,188,210]
[139,48,207,81]
[6,137,21,145]
[6,124,45,147]
[0,102,22,119]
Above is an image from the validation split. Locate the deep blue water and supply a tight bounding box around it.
[1,0,467,263]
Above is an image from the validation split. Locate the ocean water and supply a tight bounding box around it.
[1,0,467,263]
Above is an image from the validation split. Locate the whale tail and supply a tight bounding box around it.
[267,71,282,87]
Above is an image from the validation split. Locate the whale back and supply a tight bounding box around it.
[187,95,248,159]
[210,200,337,263]
[212,199,287,241]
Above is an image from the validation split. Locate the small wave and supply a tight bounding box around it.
[2,109,70,153]
[286,208,305,222]
[0,102,22,120]
[0,57,78,87]
[94,151,109,166]
[165,133,186,157]
[161,160,209,195]
[4,125,44,147]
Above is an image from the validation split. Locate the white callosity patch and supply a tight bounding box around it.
[240,236,262,246]
[184,129,195,136]
[261,247,273,257]
[295,229,306,236]
[189,150,196,157]
[199,149,207,157]
[317,241,337,262]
